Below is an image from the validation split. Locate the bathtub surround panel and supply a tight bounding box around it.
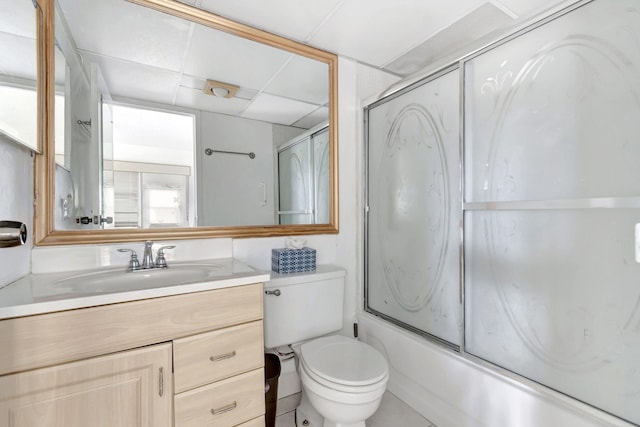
[366,67,462,347]
[358,314,629,427]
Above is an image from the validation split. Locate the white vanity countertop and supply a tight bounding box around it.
[0,258,270,320]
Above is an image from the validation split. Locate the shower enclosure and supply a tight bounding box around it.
[365,0,640,424]
[278,126,330,225]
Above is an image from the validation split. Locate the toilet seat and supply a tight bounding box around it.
[299,335,388,393]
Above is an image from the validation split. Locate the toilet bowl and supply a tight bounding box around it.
[263,266,388,427]
[295,335,388,427]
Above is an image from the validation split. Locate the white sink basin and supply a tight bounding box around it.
[50,262,233,294]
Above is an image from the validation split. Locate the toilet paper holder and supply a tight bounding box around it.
[0,221,28,248]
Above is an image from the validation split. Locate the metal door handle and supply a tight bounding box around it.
[265,289,281,296]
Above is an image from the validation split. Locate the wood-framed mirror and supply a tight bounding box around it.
[34,0,338,245]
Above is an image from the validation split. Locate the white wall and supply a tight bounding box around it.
[0,137,33,287]
[197,112,277,227]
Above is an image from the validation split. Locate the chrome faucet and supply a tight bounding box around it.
[155,245,176,268]
[118,241,175,271]
[142,241,155,269]
[117,248,140,271]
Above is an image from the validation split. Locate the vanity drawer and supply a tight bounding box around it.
[174,368,265,427]
[173,320,263,393]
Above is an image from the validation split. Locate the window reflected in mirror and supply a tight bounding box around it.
[0,0,40,152]
[105,103,195,229]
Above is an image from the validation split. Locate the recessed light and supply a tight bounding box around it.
[203,79,239,98]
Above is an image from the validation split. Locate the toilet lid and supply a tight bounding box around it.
[300,336,388,387]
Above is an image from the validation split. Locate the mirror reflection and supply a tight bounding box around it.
[52,0,331,231]
[0,0,40,152]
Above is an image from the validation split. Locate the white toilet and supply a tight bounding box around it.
[264,266,388,427]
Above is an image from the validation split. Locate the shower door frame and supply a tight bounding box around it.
[363,0,640,425]
[363,63,463,352]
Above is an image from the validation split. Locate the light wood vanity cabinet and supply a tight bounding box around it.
[0,343,173,427]
[0,283,266,427]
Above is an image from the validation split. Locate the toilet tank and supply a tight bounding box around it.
[263,265,346,348]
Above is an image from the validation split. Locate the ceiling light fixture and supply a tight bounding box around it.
[203,79,239,99]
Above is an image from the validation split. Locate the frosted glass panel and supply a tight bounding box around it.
[278,128,329,225]
[465,209,640,424]
[313,128,330,224]
[366,69,461,346]
[278,138,312,225]
[465,0,640,202]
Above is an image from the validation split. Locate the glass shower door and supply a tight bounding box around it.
[278,137,313,225]
[464,0,640,423]
[366,68,462,348]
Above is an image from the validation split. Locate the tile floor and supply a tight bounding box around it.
[275,391,436,427]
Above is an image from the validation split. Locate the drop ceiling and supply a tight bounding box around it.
[56,0,330,130]
[2,0,573,130]
[190,0,573,73]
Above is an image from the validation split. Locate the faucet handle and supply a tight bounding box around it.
[117,248,140,271]
[155,245,175,268]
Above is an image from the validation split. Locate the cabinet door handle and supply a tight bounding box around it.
[209,350,236,362]
[211,401,237,415]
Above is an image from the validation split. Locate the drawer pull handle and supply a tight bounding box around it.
[209,350,236,362]
[211,401,237,415]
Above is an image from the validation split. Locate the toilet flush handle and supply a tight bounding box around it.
[265,289,281,296]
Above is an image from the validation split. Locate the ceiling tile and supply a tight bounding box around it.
[241,93,318,126]
[0,0,37,38]
[309,0,485,67]
[81,52,179,105]
[174,86,250,115]
[194,0,345,41]
[178,74,206,90]
[264,55,329,105]
[58,0,191,72]
[292,106,329,129]
[182,23,292,91]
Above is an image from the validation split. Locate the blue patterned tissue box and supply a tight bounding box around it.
[271,247,316,273]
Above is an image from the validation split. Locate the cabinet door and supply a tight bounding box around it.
[0,343,172,427]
